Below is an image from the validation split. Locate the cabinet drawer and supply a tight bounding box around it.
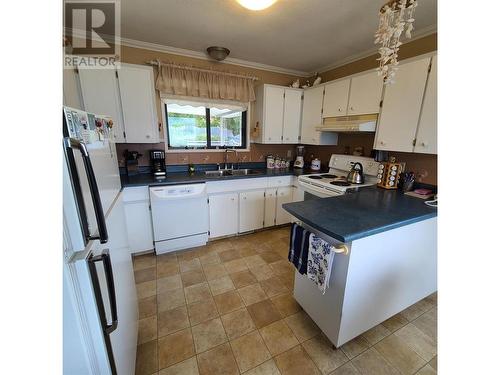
[122,186,150,202]
[207,178,268,194]
[267,176,293,187]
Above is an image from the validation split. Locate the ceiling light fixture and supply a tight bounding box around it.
[236,0,277,11]
[206,46,230,61]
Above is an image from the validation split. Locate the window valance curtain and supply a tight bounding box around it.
[155,62,257,103]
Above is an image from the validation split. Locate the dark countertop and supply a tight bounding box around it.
[283,186,437,243]
[120,168,310,188]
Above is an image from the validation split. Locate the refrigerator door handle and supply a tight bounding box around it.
[88,249,118,374]
[64,137,108,244]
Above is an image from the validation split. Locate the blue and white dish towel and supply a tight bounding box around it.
[307,233,336,295]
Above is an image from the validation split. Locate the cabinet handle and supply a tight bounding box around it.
[268,137,271,140]
[421,141,428,147]
[146,135,151,139]
[350,106,354,111]
[338,108,342,112]
[380,141,386,145]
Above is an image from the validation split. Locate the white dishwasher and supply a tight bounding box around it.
[149,183,209,254]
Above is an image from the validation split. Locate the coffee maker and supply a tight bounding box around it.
[150,150,166,177]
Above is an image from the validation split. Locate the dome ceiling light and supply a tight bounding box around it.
[236,0,278,11]
[206,46,230,61]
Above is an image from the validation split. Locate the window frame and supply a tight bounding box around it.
[163,100,248,151]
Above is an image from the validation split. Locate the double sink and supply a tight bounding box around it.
[204,168,265,178]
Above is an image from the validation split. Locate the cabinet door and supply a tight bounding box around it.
[348,71,383,115]
[264,189,277,227]
[301,86,324,144]
[209,193,239,238]
[292,185,304,203]
[414,56,437,154]
[63,69,83,110]
[263,86,285,143]
[323,79,350,117]
[375,57,431,152]
[239,190,265,233]
[123,201,154,253]
[282,89,302,143]
[117,64,159,143]
[78,68,126,142]
[276,186,293,225]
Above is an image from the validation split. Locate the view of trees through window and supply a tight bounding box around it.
[165,101,246,149]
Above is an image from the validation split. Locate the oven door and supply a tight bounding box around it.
[298,180,343,199]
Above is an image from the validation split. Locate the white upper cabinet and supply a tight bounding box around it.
[63,69,84,110]
[78,68,126,142]
[374,57,432,152]
[414,56,437,154]
[263,85,285,143]
[347,71,384,115]
[323,79,350,117]
[117,64,159,143]
[301,86,338,145]
[282,89,302,143]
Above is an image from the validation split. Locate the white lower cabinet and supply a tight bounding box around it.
[264,189,277,227]
[209,193,239,238]
[122,187,154,253]
[239,190,265,233]
[276,186,294,225]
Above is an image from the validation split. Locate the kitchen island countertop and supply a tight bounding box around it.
[283,186,437,243]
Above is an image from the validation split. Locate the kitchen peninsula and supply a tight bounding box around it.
[283,187,437,347]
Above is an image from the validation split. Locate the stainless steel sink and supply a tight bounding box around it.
[204,169,264,177]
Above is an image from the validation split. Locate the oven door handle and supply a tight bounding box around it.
[298,180,342,197]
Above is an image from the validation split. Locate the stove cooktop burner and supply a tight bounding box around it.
[321,174,338,178]
[308,175,323,179]
[330,181,351,187]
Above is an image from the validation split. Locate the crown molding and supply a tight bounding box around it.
[314,24,437,75]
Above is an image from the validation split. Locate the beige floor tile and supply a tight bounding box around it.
[382,312,409,333]
[247,299,282,329]
[202,263,228,280]
[135,266,157,284]
[413,308,437,342]
[213,290,245,315]
[139,295,157,319]
[249,264,274,281]
[361,324,391,346]
[157,275,183,294]
[158,328,195,370]
[394,323,437,361]
[158,356,199,375]
[243,255,267,268]
[230,330,271,372]
[271,293,302,317]
[224,258,249,274]
[424,292,438,307]
[158,288,186,313]
[199,252,220,266]
[181,271,206,288]
[238,283,268,306]
[138,315,158,344]
[196,342,239,375]
[221,308,256,340]
[159,306,190,337]
[259,276,288,298]
[238,246,258,258]
[340,336,370,360]
[351,348,399,375]
[259,251,282,264]
[269,259,293,276]
[185,282,212,304]
[400,299,434,322]
[157,253,178,264]
[211,239,234,252]
[157,262,180,278]
[375,335,426,374]
[187,299,219,326]
[259,320,300,356]
[230,270,258,289]
[191,318,228,353]
[177,249,200,262]
[219,249,241,263]
[429,355,437,370]
[208,276,235,296]
[242,359,280,375]
[179,258,202,273]
[416,364,436,375]
[274,345,321,375]
[285,311,321,342]
[137,280,157,299]
[279,272,295,291]
[329,362,361,375]
[302,335,348,375]
[134,254,156,271]
[136,340,158,375]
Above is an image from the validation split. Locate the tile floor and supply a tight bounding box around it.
[133,226,437,375]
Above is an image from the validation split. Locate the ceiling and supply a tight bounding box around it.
[121,0,437,74]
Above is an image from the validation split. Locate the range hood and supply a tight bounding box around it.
[316,114,378,133]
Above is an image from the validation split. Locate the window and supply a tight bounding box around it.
[165,99,247,149]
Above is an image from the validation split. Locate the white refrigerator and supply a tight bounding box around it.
[63,106,138,374]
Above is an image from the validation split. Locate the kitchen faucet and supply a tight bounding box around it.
[223,149,237,170]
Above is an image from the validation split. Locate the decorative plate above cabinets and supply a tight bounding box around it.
[254,84,303,144]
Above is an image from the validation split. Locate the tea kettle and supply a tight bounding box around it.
[347,162,364,184]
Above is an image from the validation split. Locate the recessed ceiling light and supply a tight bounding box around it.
[236,0,278,11]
